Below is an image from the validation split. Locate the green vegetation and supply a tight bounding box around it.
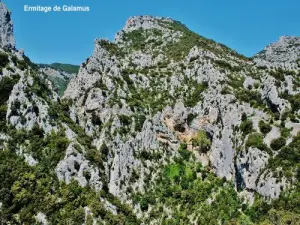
[249,135,300,224]
[270,137,286,151]
[0,74,20,105]
[240,119,253,136]
[192,130,211,152]
[184,82,208,107]
[245,133,270,153]
[0,68,139,224]
[269,68,285,81]
[46,75,71,96]
[237,89,266,109]
[0,105,7,132]
[16,60,27,71]
[214,60,241,72]
[134,144,252,224]
[281,127,291,139]
[98,39,123,57]
[227,73,245,89]
[135,161,245,224]
[123,29,148,50]
[266,133,300,178]
[0,16,299,225]
[123,29,163,51]
[259,120,272,135]
[38,63,79,95]
[39,63,80,74]
[226,74,269,111]
[126,86,175,115]
[160,20,249,62]
[26,73,53,101]
[178,143,192,161]
[132,114,146,132]
[279,92,300,113]
[0,52,9,68]
[0,149,139,224]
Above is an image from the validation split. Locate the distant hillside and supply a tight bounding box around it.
[39,63,80,74]
[38,63,78,96]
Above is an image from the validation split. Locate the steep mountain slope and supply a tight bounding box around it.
[0,3,140,224]
[63,16,300,223]
[38,63,78,96]
[0,2,14,49]
[0,3,299,224]
[254,36,300,70]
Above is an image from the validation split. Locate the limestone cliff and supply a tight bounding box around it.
[0,4,299,225]
[0,2,14,49]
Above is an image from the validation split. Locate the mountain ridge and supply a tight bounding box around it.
[0,2,299,224]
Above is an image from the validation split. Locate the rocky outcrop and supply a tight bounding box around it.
[56,143,103,191]
[63,15,300,203]
[7,75,58,133]
[256,170,289,199]
[254,36,300,70]
[236,147,270,191]
[262,75,291,113]
[0,2,15,49]
[1,2,299,223]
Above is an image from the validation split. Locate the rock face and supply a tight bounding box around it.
[63,14,300,207]
[0,2,15,48]
[254,36,300,69]
[0,2,300,224]
[236,147,269,191]
[56,143,102,191]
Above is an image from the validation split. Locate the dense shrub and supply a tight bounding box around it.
[240,119,253,135]
[0,75,20,105]
[259,120,272,135]
[270,137,286,151]
[290,94,300,112]
[246,133,270,153]
[0,105,7,132]
[119,114,131,126]
[17,60,27,71]
[139,198,149,211]
[0,52,9,68]
[237,89,265,108]
[192,130,211,152]
[178,143,191,161]
[133,114,146,132]
[281,127,291,139]
[214,60,233,71]
[91,112,102,126]
[123,29,147,50]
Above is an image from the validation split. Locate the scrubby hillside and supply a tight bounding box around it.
[62,15,300,224]
[0,3,139,224]
[38,63,78,96]
[0,3,299,225]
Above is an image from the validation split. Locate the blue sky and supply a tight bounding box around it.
[4,0,300,65]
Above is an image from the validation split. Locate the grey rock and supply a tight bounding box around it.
[254,36,300,70]
[56,143,102,191]
[34,212,48,225]
[256,170,289,198]
[236,147,270,190]
[0,2,15,49]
